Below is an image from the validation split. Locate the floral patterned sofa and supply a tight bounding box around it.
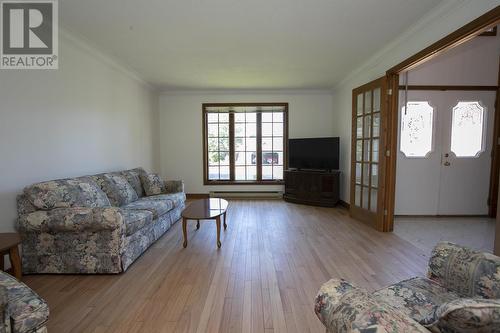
[0,271,49,333]
[315,242,500,333]
[16,168,185,274]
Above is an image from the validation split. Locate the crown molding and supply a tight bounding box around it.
[160,88,334,96]
[59,25,156,91]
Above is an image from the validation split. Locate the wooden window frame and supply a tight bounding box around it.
[202,103,289,185]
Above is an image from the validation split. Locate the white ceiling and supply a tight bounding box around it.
[60,0,443,90]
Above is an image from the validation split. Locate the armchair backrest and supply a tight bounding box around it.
[428,241,500,299]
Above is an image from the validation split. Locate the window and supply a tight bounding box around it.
[203,103,288,184]
[400,101,434,157]
[450,101,486,157]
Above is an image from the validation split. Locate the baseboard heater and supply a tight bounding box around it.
[209,191,283,199]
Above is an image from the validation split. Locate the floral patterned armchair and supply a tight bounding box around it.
[315,242,500,333]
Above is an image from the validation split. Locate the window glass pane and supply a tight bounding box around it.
[362,187,369,209]
[218,113,229,122]
[246,138,256,151]
[235,152,245,165]
[247,152,257,165]
[273,137,283,150]
[262,152,279,165]
[362,163,370,185]
[262,113,273,122]
[246,123,256,137]
[219,138,229,151]
[355,185,361,206]
[370,189,377,212]
[364,91,371,114]
[356,140,362,161]
[450,101,485,157]
[400,101,434,157]
[262,137,272,151]
[363,140,370,161]
[235,138,245,151]
[246,112,256,122]
[208,152,219,166]
[235,123,245,137]
[219,124,229,137]
[207,113,218,123]
[356,117,363,138]
[220,166,230,180]
[235,113,245,122]
[262,123,273,136]
[273,166,283,180]
[208,166,219,180]
[273,123,284,136]
[373,113,380,137]
[371,164,378,187]
[208,124,218,137]
[373,88,381,112]
[218,152,230,165]
[357,94,363,116]
[355,163,361,184]
[235,166,246,180]
[246,166,257,180]
[208,138,218,151]
[372,139,379,163]
[364,115,371,138]
[273,112,283,122]
[262,166,273,180]
[275,152,284,165]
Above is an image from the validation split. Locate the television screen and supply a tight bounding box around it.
[289,137,339,170]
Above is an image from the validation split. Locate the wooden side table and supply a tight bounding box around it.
[0,233,22,280]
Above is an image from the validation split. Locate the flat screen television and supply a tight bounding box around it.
[289,137,339,170]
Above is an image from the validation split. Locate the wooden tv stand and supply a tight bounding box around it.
[283,169,340,207]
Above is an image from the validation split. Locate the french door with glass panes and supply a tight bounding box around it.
[350,77,387,230]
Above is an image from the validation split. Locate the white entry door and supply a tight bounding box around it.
[395,90,496,215]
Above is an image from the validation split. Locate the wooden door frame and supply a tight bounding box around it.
[383,6,500,231]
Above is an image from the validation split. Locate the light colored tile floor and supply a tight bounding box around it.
[394,216,495,254]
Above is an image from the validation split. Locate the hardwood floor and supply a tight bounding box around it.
[24,200,429,333]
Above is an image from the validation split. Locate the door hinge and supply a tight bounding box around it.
[386,150,390,157]
[387,89,393,96]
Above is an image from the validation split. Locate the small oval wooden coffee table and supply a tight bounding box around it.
[181,198,228,248]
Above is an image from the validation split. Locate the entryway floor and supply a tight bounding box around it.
[394,216,495,253]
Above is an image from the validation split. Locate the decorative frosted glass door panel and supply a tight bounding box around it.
[395,91,495,215]
[351,77,386,230]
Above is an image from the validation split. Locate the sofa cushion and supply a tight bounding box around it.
[121,198,173,219]
[120,209,154,236]
[24,176,110,210]
[121,168,147,198]
[0,271,49,333]
[92,173,138,207]
[373,277,461,324]
[140,173,166,196]
[422,298,500,333]
[428,241,500,299]
[146,192,186,208]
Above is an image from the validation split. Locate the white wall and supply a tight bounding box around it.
[0,31,160,232]
[159,91,333,193]
[331,0,500,202]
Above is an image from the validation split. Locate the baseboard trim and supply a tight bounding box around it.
[338,200,350,209]
[186,193,210,199]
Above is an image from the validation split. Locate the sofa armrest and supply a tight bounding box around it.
[315,279,429,332]
[0,285,9,333]
[18,207,124,233]
[164,180,184,193]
